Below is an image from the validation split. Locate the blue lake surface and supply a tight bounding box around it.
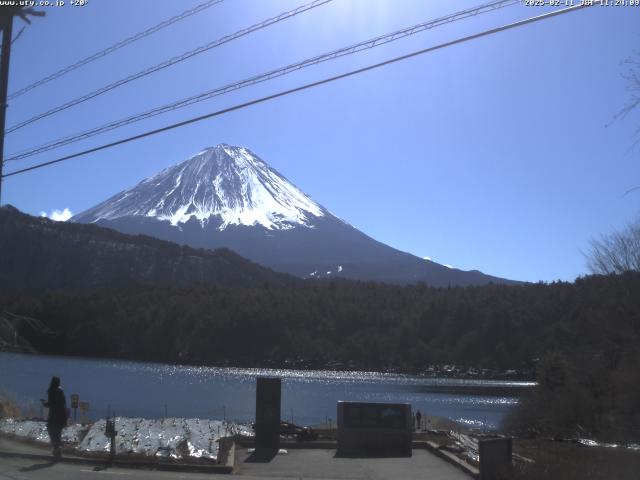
[0,353,533,430]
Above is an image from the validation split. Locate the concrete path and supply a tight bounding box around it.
[0,456,233,480]
[236,447,471,479]
[0,436,471,479]
[0,452,471,480]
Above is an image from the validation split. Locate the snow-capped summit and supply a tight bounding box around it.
[74,144,326,231]
[73,144,516,287]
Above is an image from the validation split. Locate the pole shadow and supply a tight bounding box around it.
[244,449,278,463]
[19,460,57,472]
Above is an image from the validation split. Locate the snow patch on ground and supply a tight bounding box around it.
[0,417,252,461]
[0,418,85,443]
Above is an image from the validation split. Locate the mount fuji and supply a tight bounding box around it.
[73,144,514,286]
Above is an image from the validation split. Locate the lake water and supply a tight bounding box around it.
[0,353,533,430]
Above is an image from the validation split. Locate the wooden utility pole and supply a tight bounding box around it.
[0,6,44,205]
[0,12,13,206]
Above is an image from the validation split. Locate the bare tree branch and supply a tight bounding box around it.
[586,216,640,274]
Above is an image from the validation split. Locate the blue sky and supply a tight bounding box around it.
[2,0,639,282]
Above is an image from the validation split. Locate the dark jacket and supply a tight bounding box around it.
[45,387,68,428]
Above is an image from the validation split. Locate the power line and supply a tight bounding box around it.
[2,3,593,180]
[5,0,520,163]
[11,26,25,45]
[5,0,334,134]
[7,0,225,100]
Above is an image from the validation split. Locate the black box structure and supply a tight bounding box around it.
[336,401,412,457]
[479,437,512,480]
[255,377,281,451]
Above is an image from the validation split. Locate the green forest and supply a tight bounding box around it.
[2,271,638,371]
[3,271,640,440]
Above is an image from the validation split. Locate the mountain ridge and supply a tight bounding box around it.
[73,144,518,287]
[0,205,294,293]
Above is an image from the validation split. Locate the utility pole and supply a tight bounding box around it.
[0,13,13,206]
[0,6,44,205]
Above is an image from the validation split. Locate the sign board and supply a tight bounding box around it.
[479,437,512,480]
[255,377,281,451]
[79,402,89,412]
[70,394,79,409]
[337,402,412,457]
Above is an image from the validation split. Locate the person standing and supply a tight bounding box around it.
[416,409,422,431]
[43,376,68,458]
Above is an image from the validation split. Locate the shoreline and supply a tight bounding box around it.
[1,351,526,434]
[0,350,536,382]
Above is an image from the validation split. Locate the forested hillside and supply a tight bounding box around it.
[3,272,639,373]
[0,205,293,292]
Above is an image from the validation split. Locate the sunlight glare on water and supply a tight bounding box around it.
[0,353,529,430]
